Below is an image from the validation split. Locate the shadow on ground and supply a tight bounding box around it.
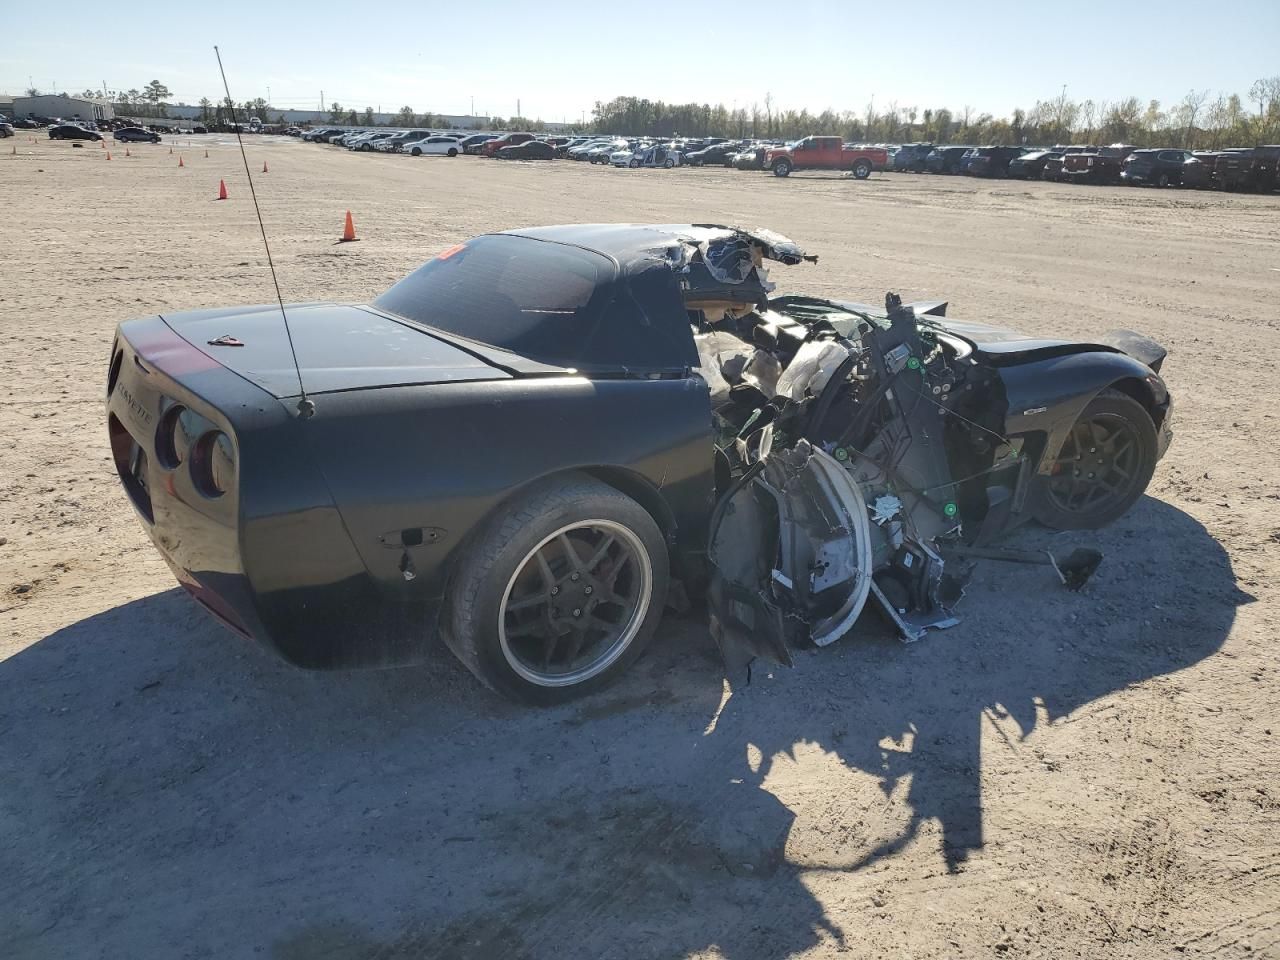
[0,498,1250,959]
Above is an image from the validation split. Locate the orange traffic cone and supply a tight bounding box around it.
[125,147,131,157]
[217,179,228,200]
[178,155,184,167]
[338,210,358,243]
[106,151,111,160]
[263,160,268,173]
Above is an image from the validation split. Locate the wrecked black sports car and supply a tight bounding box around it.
[106,225,1173,702]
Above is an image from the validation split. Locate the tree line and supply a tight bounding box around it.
[590,79,1280,149]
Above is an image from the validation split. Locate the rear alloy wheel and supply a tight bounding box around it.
[852,158,873,179]
[445,474,668,704]
[664,158,675,168]
[1031,389,1157,530]
[772,159,792,177]
[447,148,457,157]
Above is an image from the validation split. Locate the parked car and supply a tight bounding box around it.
[106,224,1173,702]
[893,142,934,172]
[1214,146,1279,193]
[1120,149,1193,187]
[483,133,535,157]
[1007,149,1057,180]
[684,141,742,167]
[405,135,463,157]
[614,143,681,168]
[1043,145,1094,182]
[305,128,343,142]
[765,136,888,178]
[0,121,13,139]
[585,140,628,164]
[352,132,397,152]
[457,134,497,155]
[732,144,768,170]
[192,125,209,134]
[12,117,40,129]
[1180,152,1221,189]
[566,139,614,160]
[49,124,102,141]
[924,146,973,175]
[964,146,1025,178]
[1061,145,1134,185]
[373,131,426,153]
[496,140,555,160]
[113,126,162,144]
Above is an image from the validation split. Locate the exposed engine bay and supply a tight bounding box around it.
[678,231,1113,669]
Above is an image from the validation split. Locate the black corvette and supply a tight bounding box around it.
[107,225,1172,702]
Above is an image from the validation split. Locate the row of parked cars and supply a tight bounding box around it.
[891,141,1280,191]
[291,124,1279,192]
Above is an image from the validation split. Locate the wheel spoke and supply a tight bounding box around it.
[506,593,547,614]
[558,533,585,572]
[585,534,617,573]
[533,548,557,590]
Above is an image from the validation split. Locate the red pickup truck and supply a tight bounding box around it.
[764,136,888,179]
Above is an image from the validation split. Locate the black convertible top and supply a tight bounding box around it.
[503,223,815,285]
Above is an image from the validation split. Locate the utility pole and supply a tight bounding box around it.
[471,95,475,116]
[517,98,521,121]
[321,90,325,113]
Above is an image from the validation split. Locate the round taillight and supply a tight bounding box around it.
[191,431,235,498]
[107,349,123,397]
[155,405,189,468]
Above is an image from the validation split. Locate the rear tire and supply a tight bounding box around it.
[1030,388,1158,530]
[852,158,873,179]
[448,148,457,157]
[444,474,669,704]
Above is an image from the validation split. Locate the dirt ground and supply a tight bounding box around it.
[2,136,1279,960]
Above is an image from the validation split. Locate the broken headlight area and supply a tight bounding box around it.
[699,290,1094,667]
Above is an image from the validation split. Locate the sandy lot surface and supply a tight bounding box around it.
[2,135,1279,959]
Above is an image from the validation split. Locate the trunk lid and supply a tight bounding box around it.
[160,303,510,397]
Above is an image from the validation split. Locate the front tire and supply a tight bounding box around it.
[1030,388,1158,530]
[772,159,792,177]
[444,474,669,704]
[629,158,639,168]
[410,147,421,156]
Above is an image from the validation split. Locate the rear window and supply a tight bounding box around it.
[374,234,697,372]
[374,235,608,366]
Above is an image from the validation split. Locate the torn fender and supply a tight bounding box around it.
[707,440,873,671]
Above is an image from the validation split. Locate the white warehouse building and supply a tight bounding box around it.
[11,94,114,123]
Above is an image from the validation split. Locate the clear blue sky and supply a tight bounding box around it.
[3,0,1277,120]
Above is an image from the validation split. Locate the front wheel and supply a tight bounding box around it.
[1157,173,1170,188]
[444,474,669,704]
[772,159,792,177]
[410,147,421,156]
[629,158,639,168]
[852,159,873,179]
[1030,388,1158,530]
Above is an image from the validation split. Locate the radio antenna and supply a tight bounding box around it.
[213,45,313,418]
